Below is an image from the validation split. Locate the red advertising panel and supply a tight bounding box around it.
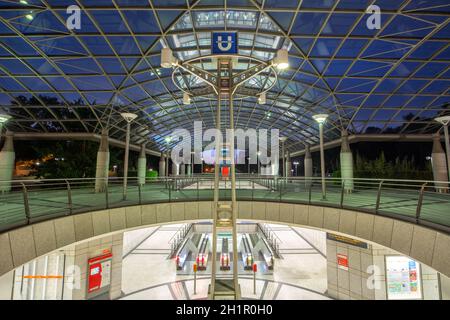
[221,166,229,177]
[87,252,112,294]
[337,254,349,271]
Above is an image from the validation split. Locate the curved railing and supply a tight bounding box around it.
[0,176,449,234]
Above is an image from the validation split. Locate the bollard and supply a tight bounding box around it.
[193,263,198,295]
[253,263,257,294]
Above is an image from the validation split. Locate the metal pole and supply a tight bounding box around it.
[253,267,256,295]
[210,91,221,297]
[65,180,72,215]
[123,121,131,200]
[194,267,197,295]
[444,125,450,181]
[416,182,428,223]
[230,92,240,300]
[319,122,326,200]
[281,141,285,178]
[21,182,31,224]
[257,153,260,175]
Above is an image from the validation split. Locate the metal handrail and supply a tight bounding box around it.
[0,176,449,235]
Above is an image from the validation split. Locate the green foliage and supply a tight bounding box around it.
[33,141,98,179]
[146,170,158,179]
[352,152,433,180]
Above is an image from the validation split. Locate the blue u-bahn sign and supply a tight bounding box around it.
[211,32,238,55]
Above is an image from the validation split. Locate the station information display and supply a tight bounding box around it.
[385,256,422,300]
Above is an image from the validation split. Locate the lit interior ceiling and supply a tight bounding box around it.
[0,0,449,153]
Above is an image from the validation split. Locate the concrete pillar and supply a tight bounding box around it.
[271,162,279,177]
[95,129,109,193]
[0,270,13,300]
[286,152,292,177]
[340,130,354,192]
[180,163,185,175]
[0,131,15,193]
[186,164,191,176]
[63,233,123,300]
[137,144,146,185]
[172,159,179,176]
[159,153,165,177]
[431,133,448,192]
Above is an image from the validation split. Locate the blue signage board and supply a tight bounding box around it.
[211,32,238,55]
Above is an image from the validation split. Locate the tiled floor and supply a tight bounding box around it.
[120,223,330,300]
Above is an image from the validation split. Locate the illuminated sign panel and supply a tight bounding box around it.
[212,32,238,55]
[386,256,422,300]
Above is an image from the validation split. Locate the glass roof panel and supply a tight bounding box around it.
[0,1,447,153]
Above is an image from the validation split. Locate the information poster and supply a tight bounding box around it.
[87,252,112,294]
[386,256,422,300]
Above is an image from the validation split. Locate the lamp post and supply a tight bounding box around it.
[160,46,289,300]
[0,114,11,139]
[257,151,261,175]
[248,157,251,174]
[293,161,299,177]
[435,116,450,181]
[312,114,329,200]
[279,137,287,178]
[120,112,138,200]
[165,136,172,177]
[191,151,195,175]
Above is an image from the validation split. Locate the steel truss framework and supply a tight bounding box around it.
[0,0,449,153]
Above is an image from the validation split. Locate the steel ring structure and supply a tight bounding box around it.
[171,54,278,100]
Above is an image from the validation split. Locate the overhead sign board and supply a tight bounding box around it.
[327,233,368,249]
[212,32,238,55]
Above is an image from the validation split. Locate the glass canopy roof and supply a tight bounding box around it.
[0,0,449,153]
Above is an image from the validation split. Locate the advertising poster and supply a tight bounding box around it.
[386,256,422,300]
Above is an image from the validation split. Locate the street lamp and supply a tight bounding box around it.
[0,114,11,142]
[312,114,329,200]
[293,161,299,177]
[161,48,178,68]
[0,113,11,125]
[247,157,251,174]
[183,92,191,105]
[191,151,195,175]
[279,137,287,177]
[164,136,172,177]
[435,116,450,181]
[273,49,289,70]
[257,151,261,175]
[121,112,138,200]
[257,92,266,105]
